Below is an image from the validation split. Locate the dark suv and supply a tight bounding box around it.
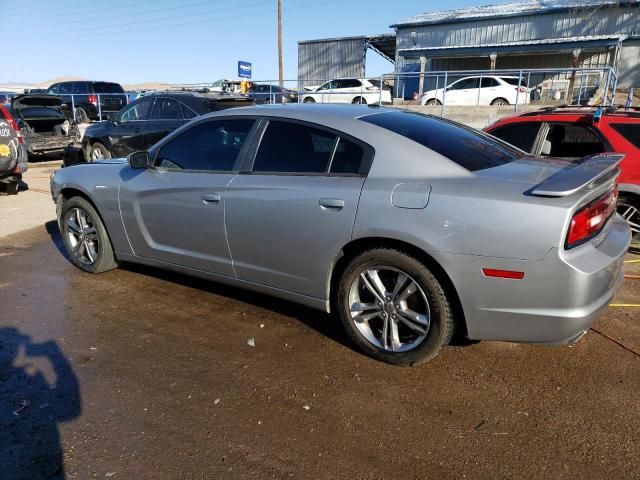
[46,81,127,122]
[77,91,253,162]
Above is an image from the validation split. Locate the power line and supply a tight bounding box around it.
[1,0,341,45]
[1,0,276,40]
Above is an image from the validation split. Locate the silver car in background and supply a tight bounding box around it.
[50,105,630,365]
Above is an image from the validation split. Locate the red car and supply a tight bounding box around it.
[485,107,640,242]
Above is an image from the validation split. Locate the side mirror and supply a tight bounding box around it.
[128,151,151,169]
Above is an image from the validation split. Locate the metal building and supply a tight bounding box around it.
[297,35,396,87]
[391,0,640,88]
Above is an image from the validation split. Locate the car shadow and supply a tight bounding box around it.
[45,220,68,259]
[0,327,81,480]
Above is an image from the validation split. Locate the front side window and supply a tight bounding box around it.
[361,110,521,171]
[318,81,337,91]
[489,122,541,153]
[150,98,182,120]
[156,119,254,171]
[610,123,640,149]
[120,97,153,122]
[58,83,73,95]
[47,84,59,95]
[542,124,607,157]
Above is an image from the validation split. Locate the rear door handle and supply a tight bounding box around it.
[201,193,221,205]
[319,198,344,210]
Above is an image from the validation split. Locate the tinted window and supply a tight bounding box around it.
[253,121,336,173]
[181,103,198,120]
[330,138,365,174]
[489,122,541,153]
[156,119,254,171]
[611,123,640,149]
[93,82,124,93]
[73,82,89,94]
[450,78,478,90]
[151,98,182,120]
[58,83,73,95]
[361,111,521,171]
[318,81,337,91]
[501,77,528,87]
[481,77,500,88]
[120,97,153,122]
[47,84,59,95]
[337,79,361,88]
[543,124,606,158]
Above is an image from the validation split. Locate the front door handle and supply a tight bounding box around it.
[319,198,344,210]
[201,193,221,205]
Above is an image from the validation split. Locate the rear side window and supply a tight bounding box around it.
[330,138,365,174]
[361,111,521,171]
[253,121,336,173]
[73,82,89,94]
[156,119,254,171]
[58,83,73,95]
[610,123,640,149]
[93,82,124,93]
[151,98,182,120]
[488,122,541,153]
[481,77,500,88]
[501,77,528,87]
[542,124,607,158]
[181,103,198,120]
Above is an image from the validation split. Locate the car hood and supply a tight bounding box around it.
[476,156,575,186]
[11,94,62,113]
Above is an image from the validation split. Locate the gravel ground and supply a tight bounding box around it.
[0,222,638,479]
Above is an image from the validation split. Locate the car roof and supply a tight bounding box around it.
[492,106,640,125]
[208,103,378,120]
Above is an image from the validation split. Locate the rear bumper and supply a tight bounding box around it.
[435,214,631,344]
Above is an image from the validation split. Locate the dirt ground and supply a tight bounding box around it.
[1,166,639,479]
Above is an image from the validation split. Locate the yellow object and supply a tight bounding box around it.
[0,144,9,157]
[624,260,640,263]
[609,304,640,307]
[240,79,250,94]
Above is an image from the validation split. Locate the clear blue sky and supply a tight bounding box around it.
[1,0,482,85]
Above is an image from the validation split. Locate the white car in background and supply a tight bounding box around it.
[301,78,392,105]
[420,75,529,106]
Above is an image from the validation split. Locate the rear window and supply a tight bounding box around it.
[361,111,522,171]
[488,121,541,153]
[610,123,640,149]
[93,82,124,93]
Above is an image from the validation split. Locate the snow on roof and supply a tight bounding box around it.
[391,0,640,28]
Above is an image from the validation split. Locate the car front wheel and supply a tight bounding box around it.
[337,248,455,366]
[88,142,111,162]
[60,196,118,273]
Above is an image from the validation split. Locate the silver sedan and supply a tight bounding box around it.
[50,105,630,365]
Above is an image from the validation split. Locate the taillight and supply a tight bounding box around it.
[0,104,20,132]
[566,186,618,249]
[515,87,526,93]
[88,94,98,105]
[366,86,378,91]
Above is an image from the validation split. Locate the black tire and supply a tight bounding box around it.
[336,248,455,366]
[352,97,367,104]
[59,196,118,273]
[618,194,640,244]
[75,107,89,124]
[491,98,509,106]
[88,142,111,162]
[425,99,441,106]
[0,180,19,195]
[303,97,315,103]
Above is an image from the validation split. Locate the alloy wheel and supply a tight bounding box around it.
[618,201,640,241]
[90,147,104,161]
[64,208,99,265]
[348,266,430,352]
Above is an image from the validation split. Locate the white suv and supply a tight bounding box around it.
[420,75,529,106]
[301,78,392,105]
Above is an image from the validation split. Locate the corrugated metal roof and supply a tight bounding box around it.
[391,0,640,28]
[398,34,626,53]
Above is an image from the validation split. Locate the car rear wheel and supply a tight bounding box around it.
[88,142,111,162]
[303,97,315,103]
[352,97,367,104]
[491,98,510,106]
[74,107,89,124]
[60,196,118,273]
[618,194,640,244]
[425,99,441,106]
[336,248,455,366]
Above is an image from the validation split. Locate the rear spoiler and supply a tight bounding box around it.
[529,153,624,197]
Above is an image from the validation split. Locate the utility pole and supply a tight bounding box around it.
[277,0,283,87]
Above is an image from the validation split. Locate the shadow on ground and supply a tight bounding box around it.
[0,328,81,480]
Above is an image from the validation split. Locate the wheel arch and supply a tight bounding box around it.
[327,236,468,335]
[58,187,111,241]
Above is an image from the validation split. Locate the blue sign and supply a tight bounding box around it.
[238,61,252,79]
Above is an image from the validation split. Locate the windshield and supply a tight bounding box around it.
[360,110,523,172]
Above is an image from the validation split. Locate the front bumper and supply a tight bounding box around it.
[434,214,631,344]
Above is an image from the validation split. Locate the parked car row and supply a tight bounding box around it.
[420,75,530,106]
